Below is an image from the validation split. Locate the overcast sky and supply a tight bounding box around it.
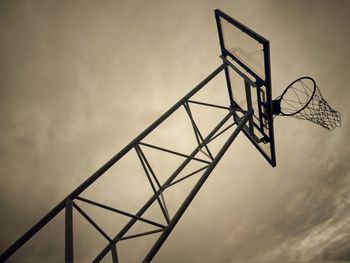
[1,1,350,262]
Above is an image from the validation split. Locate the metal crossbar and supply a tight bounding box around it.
[207,118,242,144]
[118,229,164,241]
[73,202,112,242]
[136,146,170,220]
[135,145,171,223]
[139,142,211,164]
[184,102,214,161]
[164,165,209,189]
[187,99,232,110]
[75,197,166,229]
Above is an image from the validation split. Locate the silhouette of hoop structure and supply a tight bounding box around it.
[272,76,341,131]
[1,9,342,262]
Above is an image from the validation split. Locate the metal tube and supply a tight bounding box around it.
[214,10,235,106]
[118,229,164,241]
[139,142,211,164]
[135,145,170,223]
[73,202,111,242]
[65,199,74,263]
[263,42,277,167]
[221,56,257,88]
[207,119,239,144]
[137,146,171,221]
[164,165,208,189]
[187,100,231,110]
[143,109,253,262]
[111,243,119,263]
[244,80,254,135]
[183,102,213,160]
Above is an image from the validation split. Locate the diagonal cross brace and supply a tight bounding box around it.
[135,145,171,224]
[183,101,214,161]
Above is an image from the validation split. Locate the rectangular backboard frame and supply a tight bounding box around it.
[215,9,276,167]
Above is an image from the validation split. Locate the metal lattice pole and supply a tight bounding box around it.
[0,62,252,262]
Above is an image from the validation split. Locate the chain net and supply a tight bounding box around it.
[280,78,341,131]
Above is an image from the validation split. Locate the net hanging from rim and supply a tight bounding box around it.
[273,77,341,131]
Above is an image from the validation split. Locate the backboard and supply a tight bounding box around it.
[215,9,276,167]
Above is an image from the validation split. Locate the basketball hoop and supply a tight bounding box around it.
[272,77,341,131]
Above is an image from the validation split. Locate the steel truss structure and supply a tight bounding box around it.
[1,62,254,262]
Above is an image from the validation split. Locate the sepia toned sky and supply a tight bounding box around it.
[1,0,350,262]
